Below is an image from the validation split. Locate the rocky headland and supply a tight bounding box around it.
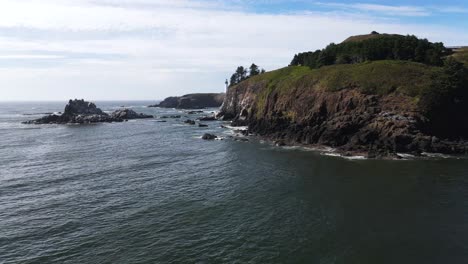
[149,93,225,109]
[218,33,468,158]
[24,99,153,124]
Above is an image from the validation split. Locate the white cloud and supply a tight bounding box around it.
[0,54,65,59]
[437,6,468,13]
[314,2,468,16]
[0,0,467,100]
[314,2,430,16]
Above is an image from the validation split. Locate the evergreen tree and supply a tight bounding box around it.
[249,63,260,76]
[228,64,265,86]
[229,73,237,87]
[236,66,247,82]
[290,34,451,69]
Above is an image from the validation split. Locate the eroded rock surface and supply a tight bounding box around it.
[218,80,468,157]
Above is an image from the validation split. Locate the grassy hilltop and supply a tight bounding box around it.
[230,33,468,120]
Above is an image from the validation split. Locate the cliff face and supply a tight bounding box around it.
[151,93,225,109]
[218,63,468,157]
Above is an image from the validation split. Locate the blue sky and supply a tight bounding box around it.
[1,0,468,101]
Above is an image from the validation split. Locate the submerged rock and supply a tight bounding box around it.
[184,119,196,125]
[160,115,181,119]
[187,110,204,114]
[198,123,208,127]
[234,138,249,142]
[197,115,217,121]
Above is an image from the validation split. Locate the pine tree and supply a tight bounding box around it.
[249,63,260,76]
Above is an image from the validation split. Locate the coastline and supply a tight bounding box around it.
[223,123,464,160]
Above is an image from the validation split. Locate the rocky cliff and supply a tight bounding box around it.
[150,93,225,109]
[218,61,468,158]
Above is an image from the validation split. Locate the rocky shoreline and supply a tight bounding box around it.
[217,81,468,159]
[23,99,153,124]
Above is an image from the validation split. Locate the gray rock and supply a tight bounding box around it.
[23,99,152,124]
[202,133,217,140]
[110,109,153,119]
[184,119,196,125]
[198,115,217,121]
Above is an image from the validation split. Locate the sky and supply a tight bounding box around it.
[1,0,468,101]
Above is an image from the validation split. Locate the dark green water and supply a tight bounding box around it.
[1,102,467,263]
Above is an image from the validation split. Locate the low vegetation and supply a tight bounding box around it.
[452,48,468,66]
[246,60,439,97]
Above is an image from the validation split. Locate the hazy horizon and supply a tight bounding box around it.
[1,0,468,101]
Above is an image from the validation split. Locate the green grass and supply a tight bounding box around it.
[243,60,441,97]
[312,60,440,96]
[452,48,468,66]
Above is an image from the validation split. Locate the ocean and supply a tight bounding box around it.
[1,101,467,263]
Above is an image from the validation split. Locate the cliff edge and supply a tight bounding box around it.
[218,60,468,158]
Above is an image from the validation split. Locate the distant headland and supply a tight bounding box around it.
[149,93,225,109]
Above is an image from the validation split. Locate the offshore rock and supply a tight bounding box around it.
[110,109,153,119]
[23,99,152,124]
[202,133,217,140]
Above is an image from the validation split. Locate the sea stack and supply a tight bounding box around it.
[24,99,153,124]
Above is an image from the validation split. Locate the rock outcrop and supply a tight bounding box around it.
[184,119,196,125]
[202,133,217,140]
[110,109,153,120]
[149,93,225,109]
[218,64,468,158]
[24,99,153,124]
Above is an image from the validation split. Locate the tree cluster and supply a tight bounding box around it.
[228,64,266,87]
[419,57,468,137]
[290,34,452,68]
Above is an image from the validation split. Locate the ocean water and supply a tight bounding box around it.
[1,101,468,264]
